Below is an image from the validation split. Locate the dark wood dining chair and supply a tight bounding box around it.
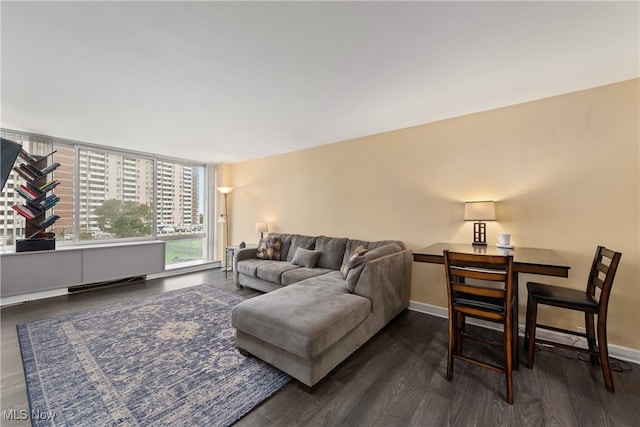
[443,250,516,404]
[524,246,622,392]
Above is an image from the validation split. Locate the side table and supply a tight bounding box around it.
[224,245,256,279]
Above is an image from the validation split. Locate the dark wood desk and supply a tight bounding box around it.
[413,243,570,278]
[413,242,570,365]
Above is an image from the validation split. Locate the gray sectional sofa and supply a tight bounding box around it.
[231,233,412,388]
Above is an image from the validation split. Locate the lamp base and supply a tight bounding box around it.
[472,221,487,246]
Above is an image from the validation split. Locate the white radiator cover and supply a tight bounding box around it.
[1,240,165,298]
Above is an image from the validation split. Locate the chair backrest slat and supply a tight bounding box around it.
[587,246,622,310]
[592,276,605,290]
[597,262,609,275]
[452,283,505,299]
[448,266,507,283]
[600,247,618,259]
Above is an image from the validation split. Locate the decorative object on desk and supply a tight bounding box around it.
[10,142,61,252]
[239,241,246,249]
[17,284,290,427]
[497,232,514,249]
[255,222,268,239]
[464,201,496,246]
[217,186,233,248]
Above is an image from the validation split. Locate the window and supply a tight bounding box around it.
[155,160,206,266]
[0,129,211,267]
[78,149,154,241]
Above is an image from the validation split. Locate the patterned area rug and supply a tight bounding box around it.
[17,284,290,426]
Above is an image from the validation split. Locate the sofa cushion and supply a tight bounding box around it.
[340,245,368,280]
[232,283,371,359]
[346,242,404,292]
[291,248,321,268]
[343,239,406,266]
[303,270,350,292]
[269,233,293,261]
[256,262,300,284]
[343,239,372,265]
[281,267,333,286]
[286,235,316,262]
[237,259,276,277]
[315,236,348,270]
[256,235,282,260]
[369,239,406,250]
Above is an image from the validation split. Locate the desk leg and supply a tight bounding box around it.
[513,271,520,370]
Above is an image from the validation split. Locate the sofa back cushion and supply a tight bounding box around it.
[266,233,294,261]
[346,242,404,292]
[342,239,406,266]
[314,236,347,270]
[286,234,317,262]
[368,239,406,250]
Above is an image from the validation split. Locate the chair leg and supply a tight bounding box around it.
[456,312,464,354]
[524,294,530,353]
[585,312,599,366]
[525,295,537,369]
[512,302,519,370]
[447,309,455,381]
[505,319,514,404]
[597,316,615,392]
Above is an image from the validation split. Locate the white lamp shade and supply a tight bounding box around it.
[216,186,234,194]
[464,201,496,221]
[255,222,268,234]
[217,213,226,223]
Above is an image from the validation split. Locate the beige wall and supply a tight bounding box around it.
[223,79,639,350]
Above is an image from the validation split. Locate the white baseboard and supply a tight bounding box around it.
[408,300,640,365]
[1,288,69,307]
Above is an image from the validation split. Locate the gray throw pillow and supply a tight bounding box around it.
[291,248,321,268]
[286,234,316,262]
[256,236,282,260]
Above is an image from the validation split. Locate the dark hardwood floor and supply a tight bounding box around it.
[2,269,639,426]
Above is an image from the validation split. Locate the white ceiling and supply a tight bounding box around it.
[1,1,638,164]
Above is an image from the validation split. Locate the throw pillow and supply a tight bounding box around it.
[285,234,316,262]
[256,236,282,260]
[340,245,368,279]
[291,248,321,268]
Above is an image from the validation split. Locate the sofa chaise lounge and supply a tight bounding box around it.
[231,233,412,387]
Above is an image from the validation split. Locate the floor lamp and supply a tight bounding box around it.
[217,186,233,248]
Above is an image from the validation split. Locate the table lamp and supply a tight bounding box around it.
[464,201,496,246]
[255,222,268,239]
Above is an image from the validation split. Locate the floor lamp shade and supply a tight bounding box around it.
[464,201,496,246]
